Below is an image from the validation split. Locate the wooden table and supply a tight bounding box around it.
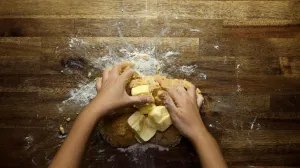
[0,0,300,167]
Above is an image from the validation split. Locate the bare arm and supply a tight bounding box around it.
[159,84,227,168]
[48,96,106,168]
[191,131,227,168]
[49,63,152,168]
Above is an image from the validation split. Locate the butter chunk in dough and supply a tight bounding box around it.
[139,104,156,115]
[131,85,151,96]
[148,106,172,132]
[127,111,145,132]
[136,119,157,142]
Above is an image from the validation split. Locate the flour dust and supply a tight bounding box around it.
[117,143,169,164]
[57,36,207,109]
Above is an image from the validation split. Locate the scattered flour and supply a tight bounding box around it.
[69,38,86,48]
[178,65,208,80]
[58,37,207,110]
[178,65,198,76]
[24,134,34,150]
[117,143,169,163]
[237,84,242,92]
[199,72,207,80]
[98,149,106,153]
[91,48,158,76]
[190,28,200,32]
[250,117,257,130]
[60,80,97,107]
[118,143,169,153]
[107,155,116,162]
[164,51,180,58]
[214,45,219,50]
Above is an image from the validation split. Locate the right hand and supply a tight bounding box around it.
[159,84,206,141]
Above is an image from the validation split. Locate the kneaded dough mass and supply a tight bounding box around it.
[99,72,201,147]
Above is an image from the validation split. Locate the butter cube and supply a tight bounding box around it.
[135,134,144,143]
[139,104,156,114]
[144,117,156,129]
[131,85,151,96]
[127,111,145,132]
[148,106,168,123]
[136,120,156,142]
[148,106,172,132]
[157,115,172,132]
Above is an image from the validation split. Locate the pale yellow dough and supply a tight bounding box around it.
[127,74,202,143]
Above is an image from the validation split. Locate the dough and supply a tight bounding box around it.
[99,68,201,147]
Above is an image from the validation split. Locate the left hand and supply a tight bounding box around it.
[94,62,153,116]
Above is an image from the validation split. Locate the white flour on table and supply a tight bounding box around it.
[58,37,207,110]
[117,143,169,163]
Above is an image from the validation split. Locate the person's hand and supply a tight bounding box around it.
[93,62,153,116]
[159,84,206,142]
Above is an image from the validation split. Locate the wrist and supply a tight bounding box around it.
[85,95,110,118]
[190,129,211,145]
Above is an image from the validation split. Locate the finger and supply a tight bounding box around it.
[159,93,178,118]
[120,69,134,85]
[96,77,102,91]
[176,85,187,96]
[197,94,204,108]
[121,61,134,72]
[156,78,169,89]
[111,62,134,75]
[129,95,153,105]
[102,69,109,83]
[187,84,197,100]
[166,87,181,106]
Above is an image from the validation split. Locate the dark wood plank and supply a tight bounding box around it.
[219,38,300,57]
[0,18,222,37]
[0,0,157,18]
[0,37,41,56]
[0,19,74,37]
[270,94,300,113]
[223,20,300,38]
[75,18,222,37]
[237,76,300,93]
[158,1,300,20]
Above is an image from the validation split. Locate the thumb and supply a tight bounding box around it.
[197,94,204,109]
[129,95,153,105]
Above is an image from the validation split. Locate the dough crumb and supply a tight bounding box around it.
[59,125,65,134]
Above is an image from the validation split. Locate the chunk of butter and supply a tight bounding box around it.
[196,88,201,94]
[136,119,157,142]
[139,104,156,115]
[157,115,172,132]
[131,85,151,96]
[148,106,172,132]
[135,134,144,143]
[144,117,156,129]
[127,111,145,132]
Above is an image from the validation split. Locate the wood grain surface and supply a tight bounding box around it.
[0,0,300,167]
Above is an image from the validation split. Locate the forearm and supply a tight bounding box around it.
[191,131,227,168]
[49,96,106,168]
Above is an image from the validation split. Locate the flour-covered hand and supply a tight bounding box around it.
[159,83,206,141]
[94,62,153,116]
